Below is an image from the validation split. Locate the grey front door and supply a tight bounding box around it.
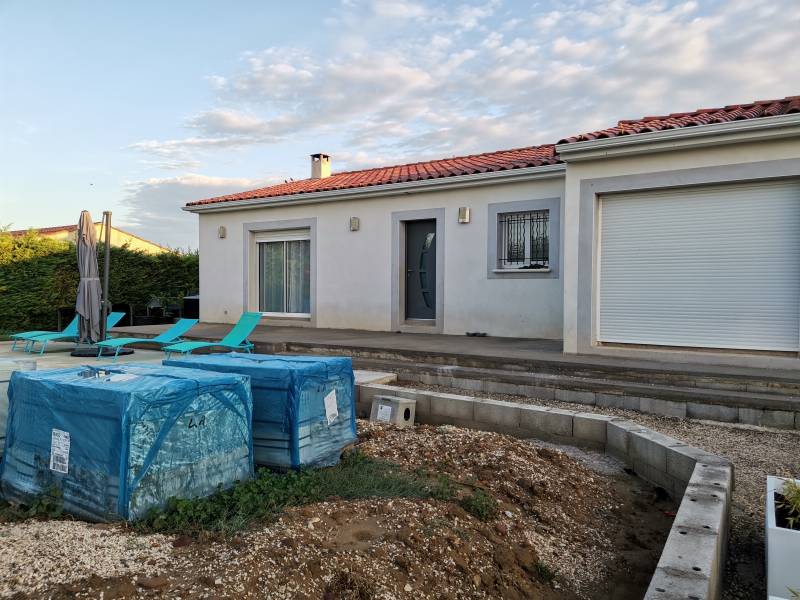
[405,219,436,320]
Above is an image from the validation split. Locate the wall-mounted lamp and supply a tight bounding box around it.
[349,216,360,232]
[458,207,470,224]
[218,225,227,239]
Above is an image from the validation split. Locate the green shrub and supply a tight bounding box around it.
[777,478,800,530]
[459,488,498,522]
[534,561,556,583]
[0,231,197,333]
[0,487,63,522]
[136,451,455,536]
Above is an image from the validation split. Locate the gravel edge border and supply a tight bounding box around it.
[357,383,733,600]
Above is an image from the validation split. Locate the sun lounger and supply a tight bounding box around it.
[27,312,126,355]
[10,316,80,352]
[96,318,198,361]
[163,312,261,358]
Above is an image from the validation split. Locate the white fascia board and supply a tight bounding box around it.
[555,113,800,161]
[183,163,566,213]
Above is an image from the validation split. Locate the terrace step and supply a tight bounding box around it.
[256,339,800,398]
[343,357,800,430]
[115,331,800,428]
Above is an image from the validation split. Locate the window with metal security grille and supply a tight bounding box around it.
[497,209,550,269]
[256,230,311,316]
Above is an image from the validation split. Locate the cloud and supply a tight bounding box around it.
[119,174,279,248]
[129,0,800,172]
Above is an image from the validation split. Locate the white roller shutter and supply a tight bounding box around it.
[598,180,800,351]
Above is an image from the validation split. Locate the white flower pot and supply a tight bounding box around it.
[766,476,800,599]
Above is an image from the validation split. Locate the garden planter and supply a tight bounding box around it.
[766,476,800,599]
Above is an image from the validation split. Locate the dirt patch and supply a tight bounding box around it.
[5,422,674,600]
[390,379,800,599]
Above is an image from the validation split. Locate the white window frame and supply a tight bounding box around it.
[255,229,311,318]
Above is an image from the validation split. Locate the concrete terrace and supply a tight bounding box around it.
[107,322,800,430]
[0,342,166,368]
[110,321,800,381]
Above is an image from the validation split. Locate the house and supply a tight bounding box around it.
[8,222,169,254]
[184,95,800,366]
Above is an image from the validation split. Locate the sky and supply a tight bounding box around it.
[1,0,799,249]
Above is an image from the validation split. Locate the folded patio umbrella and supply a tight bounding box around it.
[75,210,102,344]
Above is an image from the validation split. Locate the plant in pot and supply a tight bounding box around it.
[767,476,800,599]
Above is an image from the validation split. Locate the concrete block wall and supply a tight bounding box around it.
[396,369,800,430]
[357,383,733,600]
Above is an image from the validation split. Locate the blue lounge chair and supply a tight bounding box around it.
[10,316,80,352]
[28,312,126,355]
[163,312,261,358]
[96,318,199,361]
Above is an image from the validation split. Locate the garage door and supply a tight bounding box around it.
[598,180,800,351]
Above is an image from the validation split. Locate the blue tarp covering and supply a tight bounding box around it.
[0,363,253,521]
[163,353,356,469]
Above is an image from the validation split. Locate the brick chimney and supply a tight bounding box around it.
[310,153,331,179]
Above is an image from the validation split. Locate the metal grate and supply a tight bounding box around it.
[498,209,549,269]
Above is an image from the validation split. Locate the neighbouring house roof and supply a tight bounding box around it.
[8,224,84,236]
[187,95,800,208]
[7,222,169,252]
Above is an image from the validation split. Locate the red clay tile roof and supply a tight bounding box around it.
[188,95,800,207]
[557,95,800,143]
[186,145,561,206]
[8,224,82,236]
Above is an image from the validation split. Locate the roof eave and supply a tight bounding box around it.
[555,113,800,161]
[183,163,566,213]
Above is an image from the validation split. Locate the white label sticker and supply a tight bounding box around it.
[50,429,70,474]
[108,374,138,383]
[376,404,393,422]
[324,390,338,425]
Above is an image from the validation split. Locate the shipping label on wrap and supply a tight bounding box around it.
[324,389,339,425]
[107,374,138,383]
[376,404,393,422]
[50,429,70,474]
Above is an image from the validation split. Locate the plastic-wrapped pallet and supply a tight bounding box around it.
[0,363,253,521]
[0,358,37,458]
[163,353,356,469]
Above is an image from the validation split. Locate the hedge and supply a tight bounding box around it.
[0,231,198,333]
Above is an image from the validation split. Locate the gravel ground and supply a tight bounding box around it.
[392,380,800,600]
[0,422,673,600]
[0,521,174,597]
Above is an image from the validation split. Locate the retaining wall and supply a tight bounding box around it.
[393,368,800,431]
[357,383,733,600]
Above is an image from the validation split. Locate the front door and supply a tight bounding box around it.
[405,219,437,320]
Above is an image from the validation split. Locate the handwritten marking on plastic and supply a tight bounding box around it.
[188,415,207,429]
[50,429,70,474]
[376,404,393,422]
[324,390,338,425]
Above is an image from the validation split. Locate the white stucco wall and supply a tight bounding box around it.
[196,176,566,339]
[562,137,800,354]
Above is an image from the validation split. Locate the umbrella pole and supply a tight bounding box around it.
[100,211,112,342]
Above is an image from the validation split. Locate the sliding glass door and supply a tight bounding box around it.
[257,231,311,316]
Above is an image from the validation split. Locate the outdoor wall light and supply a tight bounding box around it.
[458,207,470,224]
[218,225,227,239]
[349,216,360,231]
